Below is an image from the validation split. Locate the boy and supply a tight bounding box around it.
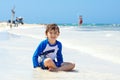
[32,23,75,71]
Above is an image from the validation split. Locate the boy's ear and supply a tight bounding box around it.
[58,32,60,36]
[45,32,47,36]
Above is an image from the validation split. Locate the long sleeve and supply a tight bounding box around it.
[32,40,47,68]
[56,41,63,67]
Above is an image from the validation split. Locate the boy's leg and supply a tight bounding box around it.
[43,58,75,71]
[57,62,75,71]
[44,58,57,70]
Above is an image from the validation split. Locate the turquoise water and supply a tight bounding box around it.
[58,23,120,27]
[58,24,120,31]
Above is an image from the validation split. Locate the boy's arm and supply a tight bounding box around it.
[32,41,46,68]
[32,40,47,68]
[56,42,63,67]
[32,45,41,68]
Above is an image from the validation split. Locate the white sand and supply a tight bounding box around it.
[0,24,120,80]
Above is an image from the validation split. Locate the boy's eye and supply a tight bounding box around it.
[54,32,57,34]
[49,32,53,34]
[49,32,54,34]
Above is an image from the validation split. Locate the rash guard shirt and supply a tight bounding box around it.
[32,39,63,68]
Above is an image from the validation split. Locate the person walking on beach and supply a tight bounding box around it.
[78,15,83,26]
[10,7,15,28]
[32,23,75,71]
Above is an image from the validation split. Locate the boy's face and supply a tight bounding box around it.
[46,30,59,43]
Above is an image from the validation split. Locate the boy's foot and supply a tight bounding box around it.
[48,68,58,72]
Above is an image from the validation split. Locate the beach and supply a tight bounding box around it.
[0,23,120,80]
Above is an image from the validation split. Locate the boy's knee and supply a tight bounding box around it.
[44,58,53,64]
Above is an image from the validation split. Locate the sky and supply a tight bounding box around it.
[0,0,120,24]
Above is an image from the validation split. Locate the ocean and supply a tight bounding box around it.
[58,23,120,31]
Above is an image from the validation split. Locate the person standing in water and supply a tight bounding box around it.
[78,16,83,27]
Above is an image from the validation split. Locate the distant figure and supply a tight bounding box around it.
[7,19,17,27]
[79,16,83,26]
[16,17,24,25]
[10,7,15,28]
